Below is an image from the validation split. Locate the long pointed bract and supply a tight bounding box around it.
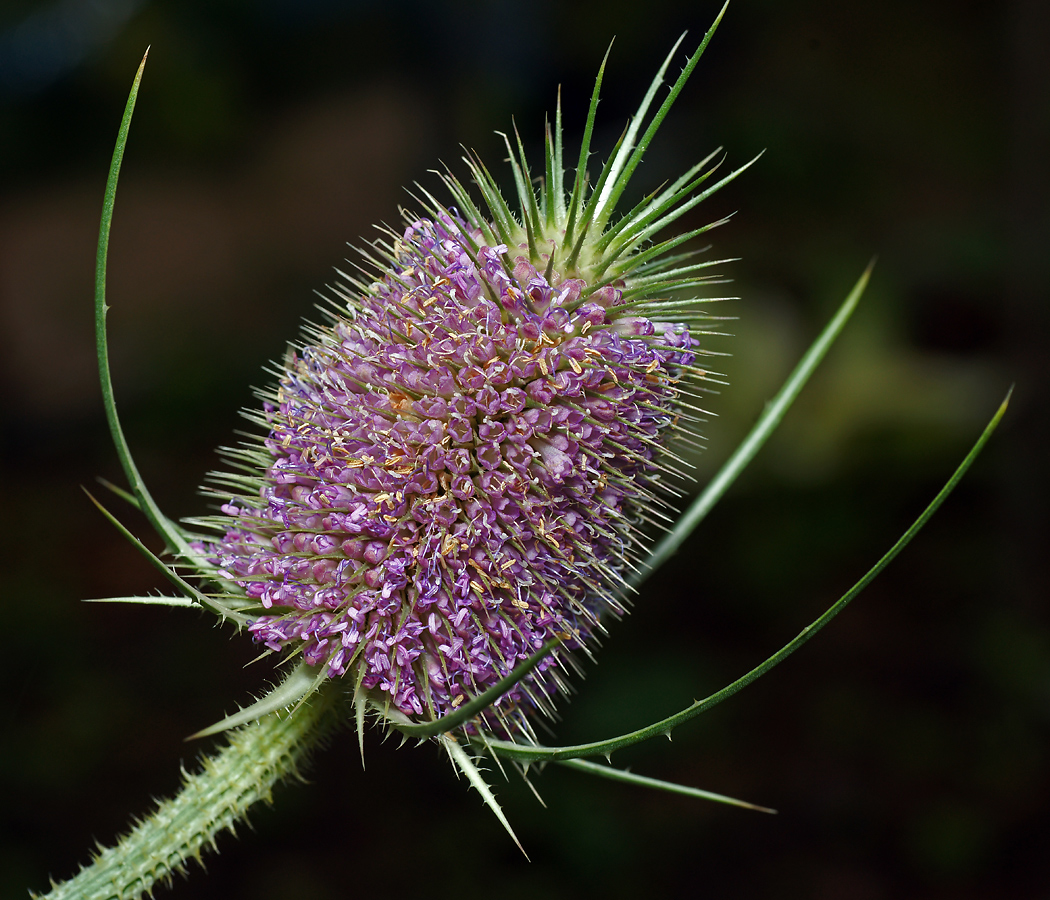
[638,264,870,581]
[594,0,731,227]
[442,735,528,857]
[94,50,194,561]
[187,660,319,740]
[594,33,688,221]
[556,758,776,813]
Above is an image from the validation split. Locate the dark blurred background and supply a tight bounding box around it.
[2,0,1047,897]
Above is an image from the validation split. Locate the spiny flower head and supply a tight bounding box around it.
[193,30,753,740]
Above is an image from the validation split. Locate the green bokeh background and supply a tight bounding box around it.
[2,0,1047,897]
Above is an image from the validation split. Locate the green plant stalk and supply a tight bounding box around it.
[35,688,341,900]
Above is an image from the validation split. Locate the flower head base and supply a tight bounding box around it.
[195,30,755,739]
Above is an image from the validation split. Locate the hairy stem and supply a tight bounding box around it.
[34,689,342,900]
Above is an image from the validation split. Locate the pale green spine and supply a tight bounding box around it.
[36,693,339,900]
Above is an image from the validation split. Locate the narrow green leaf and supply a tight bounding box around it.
[624,295,738,312]
[623,257,736,292]
[564,215,595,272]
[83,489,249,627]
[433,170,501,248]
[553,87,566,222]
[595,149,723,254]
[84,595,198,607]
[564,42,611,245]
[595,215,731,283]
[638,263,871,582]
[593,33,688,225]
[563,127,629,269]
[353,672,368,768]
[94,50,194,563]
[95,476,140,508]
[442,735,527,857]
[511,124,546,259]
[601,154,761,264]
[543,116,557,228]
[463,152,517,244]
[187,659,317,740]
[631,246,711,276]
[556,758,776,813]
[620,280,732,302]
[498,131,537,254]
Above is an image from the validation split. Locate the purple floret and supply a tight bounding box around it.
[206,214,695,737]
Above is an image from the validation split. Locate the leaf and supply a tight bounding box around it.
[95,476,140,508]
[593,32,688,221]
[186,659,318,740]
[84,596,198,608]
[636,262,872,586]
[556,758,776,813]
[83,489,249,627]
[441,735,527,858]
[563,41,611,247]
[94,50,196,562]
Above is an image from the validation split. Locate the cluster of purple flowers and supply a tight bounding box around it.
[204,214,695,735]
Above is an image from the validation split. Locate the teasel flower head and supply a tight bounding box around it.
[191,23,755,741]
[43,5,1004,893]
